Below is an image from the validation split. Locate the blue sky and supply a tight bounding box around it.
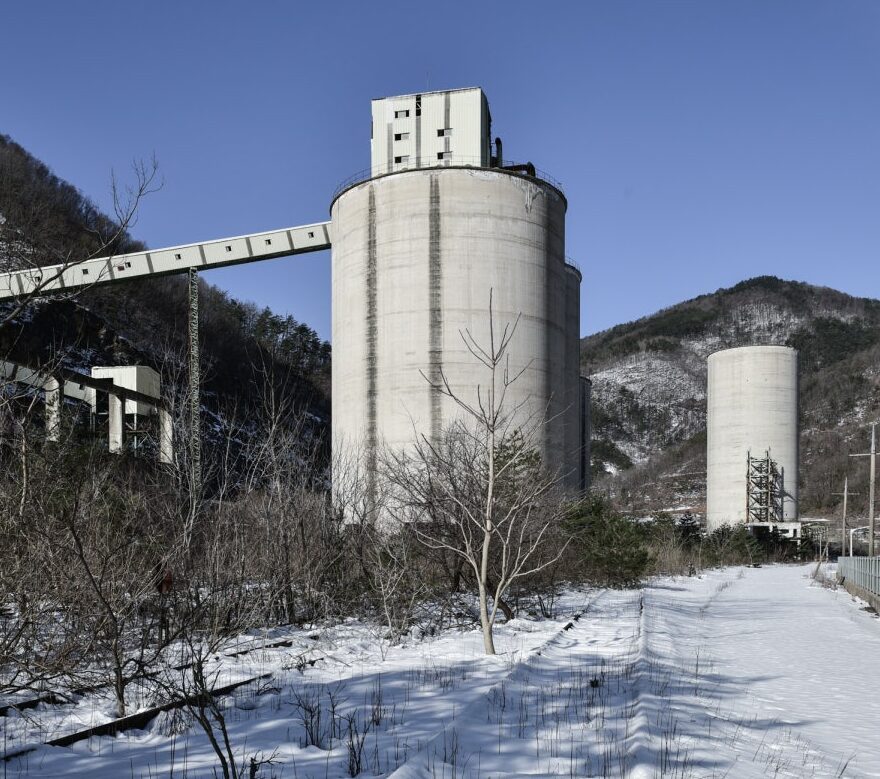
[2,1,878,340]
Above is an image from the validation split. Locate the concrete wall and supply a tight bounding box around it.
[371,88,490,174]
[331,166,579,492]
[706,345,798,531]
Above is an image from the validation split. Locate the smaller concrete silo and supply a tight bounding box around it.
[706,345,798,531]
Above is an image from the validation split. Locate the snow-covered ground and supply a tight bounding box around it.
[4,565,880,777]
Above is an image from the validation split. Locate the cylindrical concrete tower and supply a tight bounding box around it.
[706,345,798,531]
[331,166,581,490]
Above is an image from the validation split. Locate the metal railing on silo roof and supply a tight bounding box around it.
[331,158,564,200]
[838,556,880,598]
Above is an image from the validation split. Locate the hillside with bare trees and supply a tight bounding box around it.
[582,276,880,516]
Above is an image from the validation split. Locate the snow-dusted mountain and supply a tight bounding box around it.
[581,277,880,515]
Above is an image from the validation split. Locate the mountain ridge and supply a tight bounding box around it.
[580,275,880,516]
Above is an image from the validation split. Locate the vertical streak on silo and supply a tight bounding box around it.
[443,93,451,155]
[428,175,443,444]
[543,197,555,434]
[366,185,378,511]
[386,122,393,175]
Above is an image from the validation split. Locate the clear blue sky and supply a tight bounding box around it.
[2,1,878,341]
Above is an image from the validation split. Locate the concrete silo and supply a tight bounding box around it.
[331,88,584,493]
[706,345,798,531]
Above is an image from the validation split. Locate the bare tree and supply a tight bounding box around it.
[24,445,185,716]
[363,524,427,653]
[385,294,568,655]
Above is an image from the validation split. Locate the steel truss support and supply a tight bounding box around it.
[746,449,785,523]
[188,267,201,524]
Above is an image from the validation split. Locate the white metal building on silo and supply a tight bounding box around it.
[331,87,588,496]
[706,345,799,532]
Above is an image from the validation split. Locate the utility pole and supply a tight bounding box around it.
[850,421,877,556]
[188,267,201,536]
[832,477,859,557]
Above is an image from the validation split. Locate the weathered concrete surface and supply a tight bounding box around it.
[331,167,581,491]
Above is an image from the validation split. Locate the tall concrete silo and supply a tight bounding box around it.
[331,88,583,494]
[706,345,798,531]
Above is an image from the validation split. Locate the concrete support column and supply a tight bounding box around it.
[45,376,61,443]
[158,407,173,465]
[108,392,125,453]
[580,376,592,493]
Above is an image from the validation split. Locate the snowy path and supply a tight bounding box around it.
[7,566,880,777]
[392,565,880,778]
[637,564,880,778]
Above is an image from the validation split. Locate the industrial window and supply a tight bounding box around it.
[82,268,89,276]
[415,94,422,117]
[265,238,272,245]
[125,261,131,268]
[437,128,452,137]
[394,155,409,164]
[308,231,314,238]
[394,110,409,119]
[437,151,452,160]
[225,245,232,252]
[394,132,410,141]
[174,253,182,260]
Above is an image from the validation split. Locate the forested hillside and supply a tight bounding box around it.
[0,133,330,458]
[582,277,880,516]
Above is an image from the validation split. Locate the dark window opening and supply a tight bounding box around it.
[415,94,422,117]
